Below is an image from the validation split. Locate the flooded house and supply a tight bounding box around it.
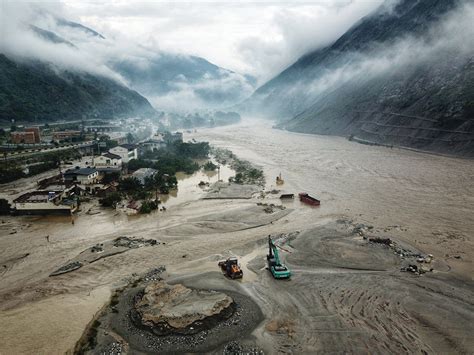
[109,144,138,163]
[132,168,158,185]
[13,190,78,215]
[64,167,100,185]
[93,152,122,170]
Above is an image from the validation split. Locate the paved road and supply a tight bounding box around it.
[1,141,96,161]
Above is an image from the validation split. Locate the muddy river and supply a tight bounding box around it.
[190,119,474,278]
[0,119,473,354]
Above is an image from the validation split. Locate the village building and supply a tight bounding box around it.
[84,125,121,133]
[10,127,42,144]
[11,131,36,144]
[93,152,122,170]
[25,127,41,142]
[13,190,77,215]
[132,168,158,185]
[139,134,166,155]
[109,144,138,163]
[64,167,100,185]
[164,131,183,144]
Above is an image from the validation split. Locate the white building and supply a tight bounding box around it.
[132,168,158,185]
[94,152,122,170]
[140,134,166,154]
[109,144,138,163]
[64,167,100,185]
[13,191,77,215]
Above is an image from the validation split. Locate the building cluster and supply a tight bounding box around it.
[10,127,41,144]
[11,131,183,216]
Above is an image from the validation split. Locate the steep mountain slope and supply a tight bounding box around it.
[244,0,474,155]
[0,54,156,123]
[111,54,256,110]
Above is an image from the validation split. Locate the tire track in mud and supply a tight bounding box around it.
[244,223,474,354]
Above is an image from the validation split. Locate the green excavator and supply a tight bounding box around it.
[267,236,291,279]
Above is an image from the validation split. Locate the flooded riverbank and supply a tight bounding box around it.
[0,119,473,354]
[190,119,474,279]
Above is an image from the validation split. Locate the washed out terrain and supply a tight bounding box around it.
[0,120,472,354]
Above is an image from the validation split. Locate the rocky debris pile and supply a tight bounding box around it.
[113,236,158,248]
[100,341,124,355]
[135,281,234,334]
[257,202,286,214]
[223,341,264,355]
[352,223,374,236]
[49,261,83,276]
[401,254,434,274]
[142,266,166,282]
[362,230,435,275]
[401,263,433,275]
[91,244,104,253]
[369,237,391,245]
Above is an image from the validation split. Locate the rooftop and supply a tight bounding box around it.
[64,167,97,176]
[14,191,62,203]
[132,168,158,179]
[102,152,122,160]
[119,143,137,151]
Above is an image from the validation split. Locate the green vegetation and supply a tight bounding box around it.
[0,53,156,123]
[0,149,82,184]
[213,147,265,185]
[203,161,217,171]
[98,192,122,208]
[118,177,142,193]
[133,141,209,175]
[0,198,11,215]
[139,200,159,214]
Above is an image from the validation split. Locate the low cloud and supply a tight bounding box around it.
[271,0,474,109]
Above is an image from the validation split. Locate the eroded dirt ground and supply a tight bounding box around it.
[0,121,473,354]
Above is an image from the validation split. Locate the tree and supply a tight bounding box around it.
[0,198,11,215]
[126,133,135,144]
[99,192,122,208]
[139,200,158,214]
[118,177,142,193]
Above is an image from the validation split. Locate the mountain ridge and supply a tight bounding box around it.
[241,0,474,156]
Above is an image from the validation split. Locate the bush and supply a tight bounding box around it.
[0,198,11,215]
[118,177,142,192]
[139,200,158,214]
[99,192,122,208]
[203,161,217,171]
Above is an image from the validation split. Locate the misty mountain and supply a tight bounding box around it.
[29,25,76,48]
[56,18,106,39]
[243,0,474,155]
[111,54,256,110]
[0,54,156,123]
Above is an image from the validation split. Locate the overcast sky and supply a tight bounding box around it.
[47,0,384,81]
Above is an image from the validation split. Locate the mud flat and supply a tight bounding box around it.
[75,270,264,354]
[247,222,474,354]
[1,124,473,354]
[164,203,292,236]
[204,182,260,199]
[50,236,158,276]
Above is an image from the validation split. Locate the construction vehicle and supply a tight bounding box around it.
[218,257,243,279]
[267,236,291,279]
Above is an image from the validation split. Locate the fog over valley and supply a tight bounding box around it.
[0,1,473,354]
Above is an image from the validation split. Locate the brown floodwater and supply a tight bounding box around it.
[189,119,474,272]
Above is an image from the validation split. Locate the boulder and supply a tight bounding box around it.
[135,281,233,329]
